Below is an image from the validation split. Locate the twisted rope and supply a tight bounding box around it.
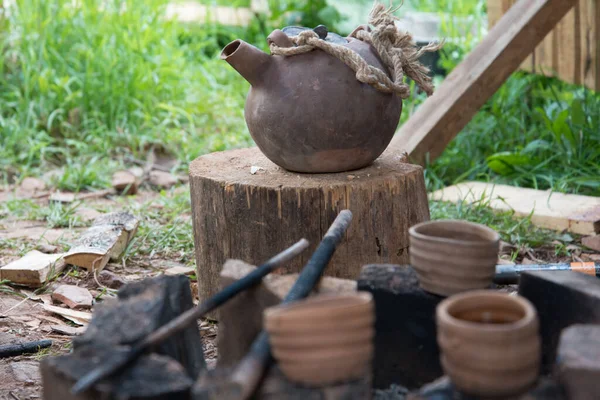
[269,2,443,98]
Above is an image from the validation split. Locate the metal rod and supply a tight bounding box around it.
[494,261,600,285]
[70,238,310,395]
[231,210,353,400]
[0,339,52,358]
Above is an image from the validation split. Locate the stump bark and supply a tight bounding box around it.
[189,147,430,307]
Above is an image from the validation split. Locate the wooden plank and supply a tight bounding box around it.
[581,0,600,90]
[487,0,599,90]
[387,0,578,166]
[0,250,66,287]
[430,181,600,235]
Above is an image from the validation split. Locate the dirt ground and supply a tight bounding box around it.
[0,179,218,399]
[0,175,598,398]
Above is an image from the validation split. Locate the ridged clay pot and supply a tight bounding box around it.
[436,290,541,398]
[264,292,374,386]
[409,219,500,296]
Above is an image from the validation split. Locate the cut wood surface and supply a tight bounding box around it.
[64,211,139,271]
[431,181,600,235]
[386,0,579,165]
[0,250,66,287]
[488,0,599,90]
[189,147,430,306]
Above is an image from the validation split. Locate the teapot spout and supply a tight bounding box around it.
[221,40,271,86]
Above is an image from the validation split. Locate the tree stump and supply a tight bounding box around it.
[189,147,430,308]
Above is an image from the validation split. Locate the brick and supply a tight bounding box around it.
[555,324,600,399]
[518,271,600,373]
[357,264,444,390]
[215,260,357,368]
[51,285,93,309]
[582,235,600,252]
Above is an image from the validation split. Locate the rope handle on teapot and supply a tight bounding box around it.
[268,2,443,99]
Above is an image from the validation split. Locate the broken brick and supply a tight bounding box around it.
[357,264,444,390]
[518,271,600,373]
[582,235,600,252]
[51,285,93,309]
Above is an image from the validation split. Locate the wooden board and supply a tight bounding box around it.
[385,0,579,166]
[430,181,600,235]
[487,0,599,90]
[0,250,66,287]
[64,212,139,271]
[189,147,430,310]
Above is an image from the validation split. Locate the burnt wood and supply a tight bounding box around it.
[357,264,444,390]
[73,275,206,380]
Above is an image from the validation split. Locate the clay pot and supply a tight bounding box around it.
[220,26,402,173]
[408,220,500,296]
[264,292,374,386]
[436,290,541,398]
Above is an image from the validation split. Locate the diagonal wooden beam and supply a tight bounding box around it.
[384,0,578,166]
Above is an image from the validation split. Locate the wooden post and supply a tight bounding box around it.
[188,147,430,312]
[385,0,579,166]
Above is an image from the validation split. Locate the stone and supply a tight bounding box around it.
[10,361,40,386]
[149,170,179,189]
[52,285,94,309]
[555,324,600,399]
[582,235,600,252]
[165,266,196,276]
[216,259,357,368]
[193,364,371,400]
[406,376,565,400]
[97,270,126,289]
[36,243,58,253]
[518,271,600,373]
[357,264,444,390]
[20,177,46,192]
[112,170,139,195]
[49,192,76,203]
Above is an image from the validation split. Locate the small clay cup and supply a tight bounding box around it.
[264,292,374,386]
[409,219,500,296]
[436,290,541,398]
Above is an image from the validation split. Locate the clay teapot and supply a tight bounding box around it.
[220,25,403,173]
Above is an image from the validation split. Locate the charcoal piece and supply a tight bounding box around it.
[74,274,206,379]
[41,344,192,400]
[518,271,600,373]
[357,264,444,389]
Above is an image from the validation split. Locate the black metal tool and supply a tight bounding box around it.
[494,261,600,285]
[0,339,52,358]
[71,238,310,395]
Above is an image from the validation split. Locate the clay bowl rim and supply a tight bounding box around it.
[409,219,500,247]
[437,290,536,333]
[264,292,373,321]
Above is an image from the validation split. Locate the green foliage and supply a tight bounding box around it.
[425,73,600,196]
[0,0,252,181]
[430,199,575,259]
[268,0,345,31]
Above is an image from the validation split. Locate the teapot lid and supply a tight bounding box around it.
[281,25,347,44]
